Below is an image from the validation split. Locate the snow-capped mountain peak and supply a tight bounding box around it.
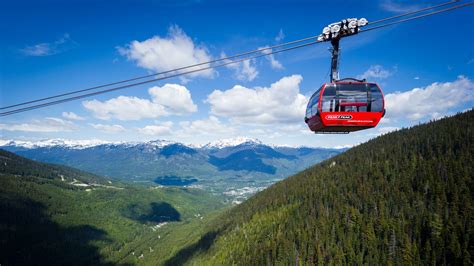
[0,139,115,149]
[203,137,263,149]
[0,137,324,150]
[0,138,181,150]
[145,139,176,147]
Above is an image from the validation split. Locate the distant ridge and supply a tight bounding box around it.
[0,138,175,150]
[1,136,342,201]
[0,137,338,150]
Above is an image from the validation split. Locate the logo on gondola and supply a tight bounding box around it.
[325,114,353,120]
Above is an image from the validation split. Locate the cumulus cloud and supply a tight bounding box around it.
[83,96,167,121]
[259,46,283,70]
[118,25,215,81]
[20,34,77,56]
[0,117,77,132]
[385,76,474,121]
[62,111,85,121]
[179,116,235,136]
[149,84,197,114]
[247,124,310,139]
[90,124,125,133]
[357,65,392,80]
[83,83,197,120]
[206,75,307,124]
[138,122,173,136]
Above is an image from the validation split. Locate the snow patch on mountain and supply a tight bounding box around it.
[0,139,114,149]
[0,138,178,150]
[202,137,263,149]
[140,139,177,148]
[0,137,340,150]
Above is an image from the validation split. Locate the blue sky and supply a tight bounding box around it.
[1,0,473,147]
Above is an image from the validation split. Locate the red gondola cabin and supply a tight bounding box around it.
[305,79,385,133]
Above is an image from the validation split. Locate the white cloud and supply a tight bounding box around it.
[369,126,400,136]
[259,46,283,70]
[83,83,197,120]
[385,76,474,121]
[62,111,85,121]
[222,52,258,81]
[206,75,307,125]
[380,0,421,13]
[83,96,167,121]
[0,117,77,132]
[149,84,197,114]
[179,116,235,136]
[357,65,392,80]
[247,124,310,139]
[237,60,258,81]
[275,29,285,42]
[90,124,126,133]
[414,76,420,80]
[222,43,283,81]
[20,34,76,56]
[118,25,215,81]
[138,122,173,136]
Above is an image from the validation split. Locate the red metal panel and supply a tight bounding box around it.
[320,111,383,127]
[304,81,385,133]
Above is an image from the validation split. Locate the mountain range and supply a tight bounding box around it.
[172,110,474,265]
[1,137,342,201]
[1,110,472,265]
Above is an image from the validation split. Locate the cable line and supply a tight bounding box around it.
[1,1,473,116]
[0,40,321,116]
[1,0,460,111]
[0,35,319,110]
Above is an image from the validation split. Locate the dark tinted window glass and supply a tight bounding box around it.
[306,97,312,118]
[336,84,368,112]
[306,88,321,118]
[322,85,336,112]
[311,96,319,116]
[369,84,383,112]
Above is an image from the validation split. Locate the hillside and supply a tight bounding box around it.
[0,149,118,186]
[1,139,340,201]
[170,110,473,265]
[0,149,224,265]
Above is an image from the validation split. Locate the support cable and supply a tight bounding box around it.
[0,35,319,110]
[1,40,322,116]
[2,1,473,116]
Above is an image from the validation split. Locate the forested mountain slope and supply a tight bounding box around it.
[0,149,224,265]
[175,110,473,265]
[0,149,115,185]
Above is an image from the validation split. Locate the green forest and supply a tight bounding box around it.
[0,150,225,265]
[1,110,472,265]
[176,110,473,265]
